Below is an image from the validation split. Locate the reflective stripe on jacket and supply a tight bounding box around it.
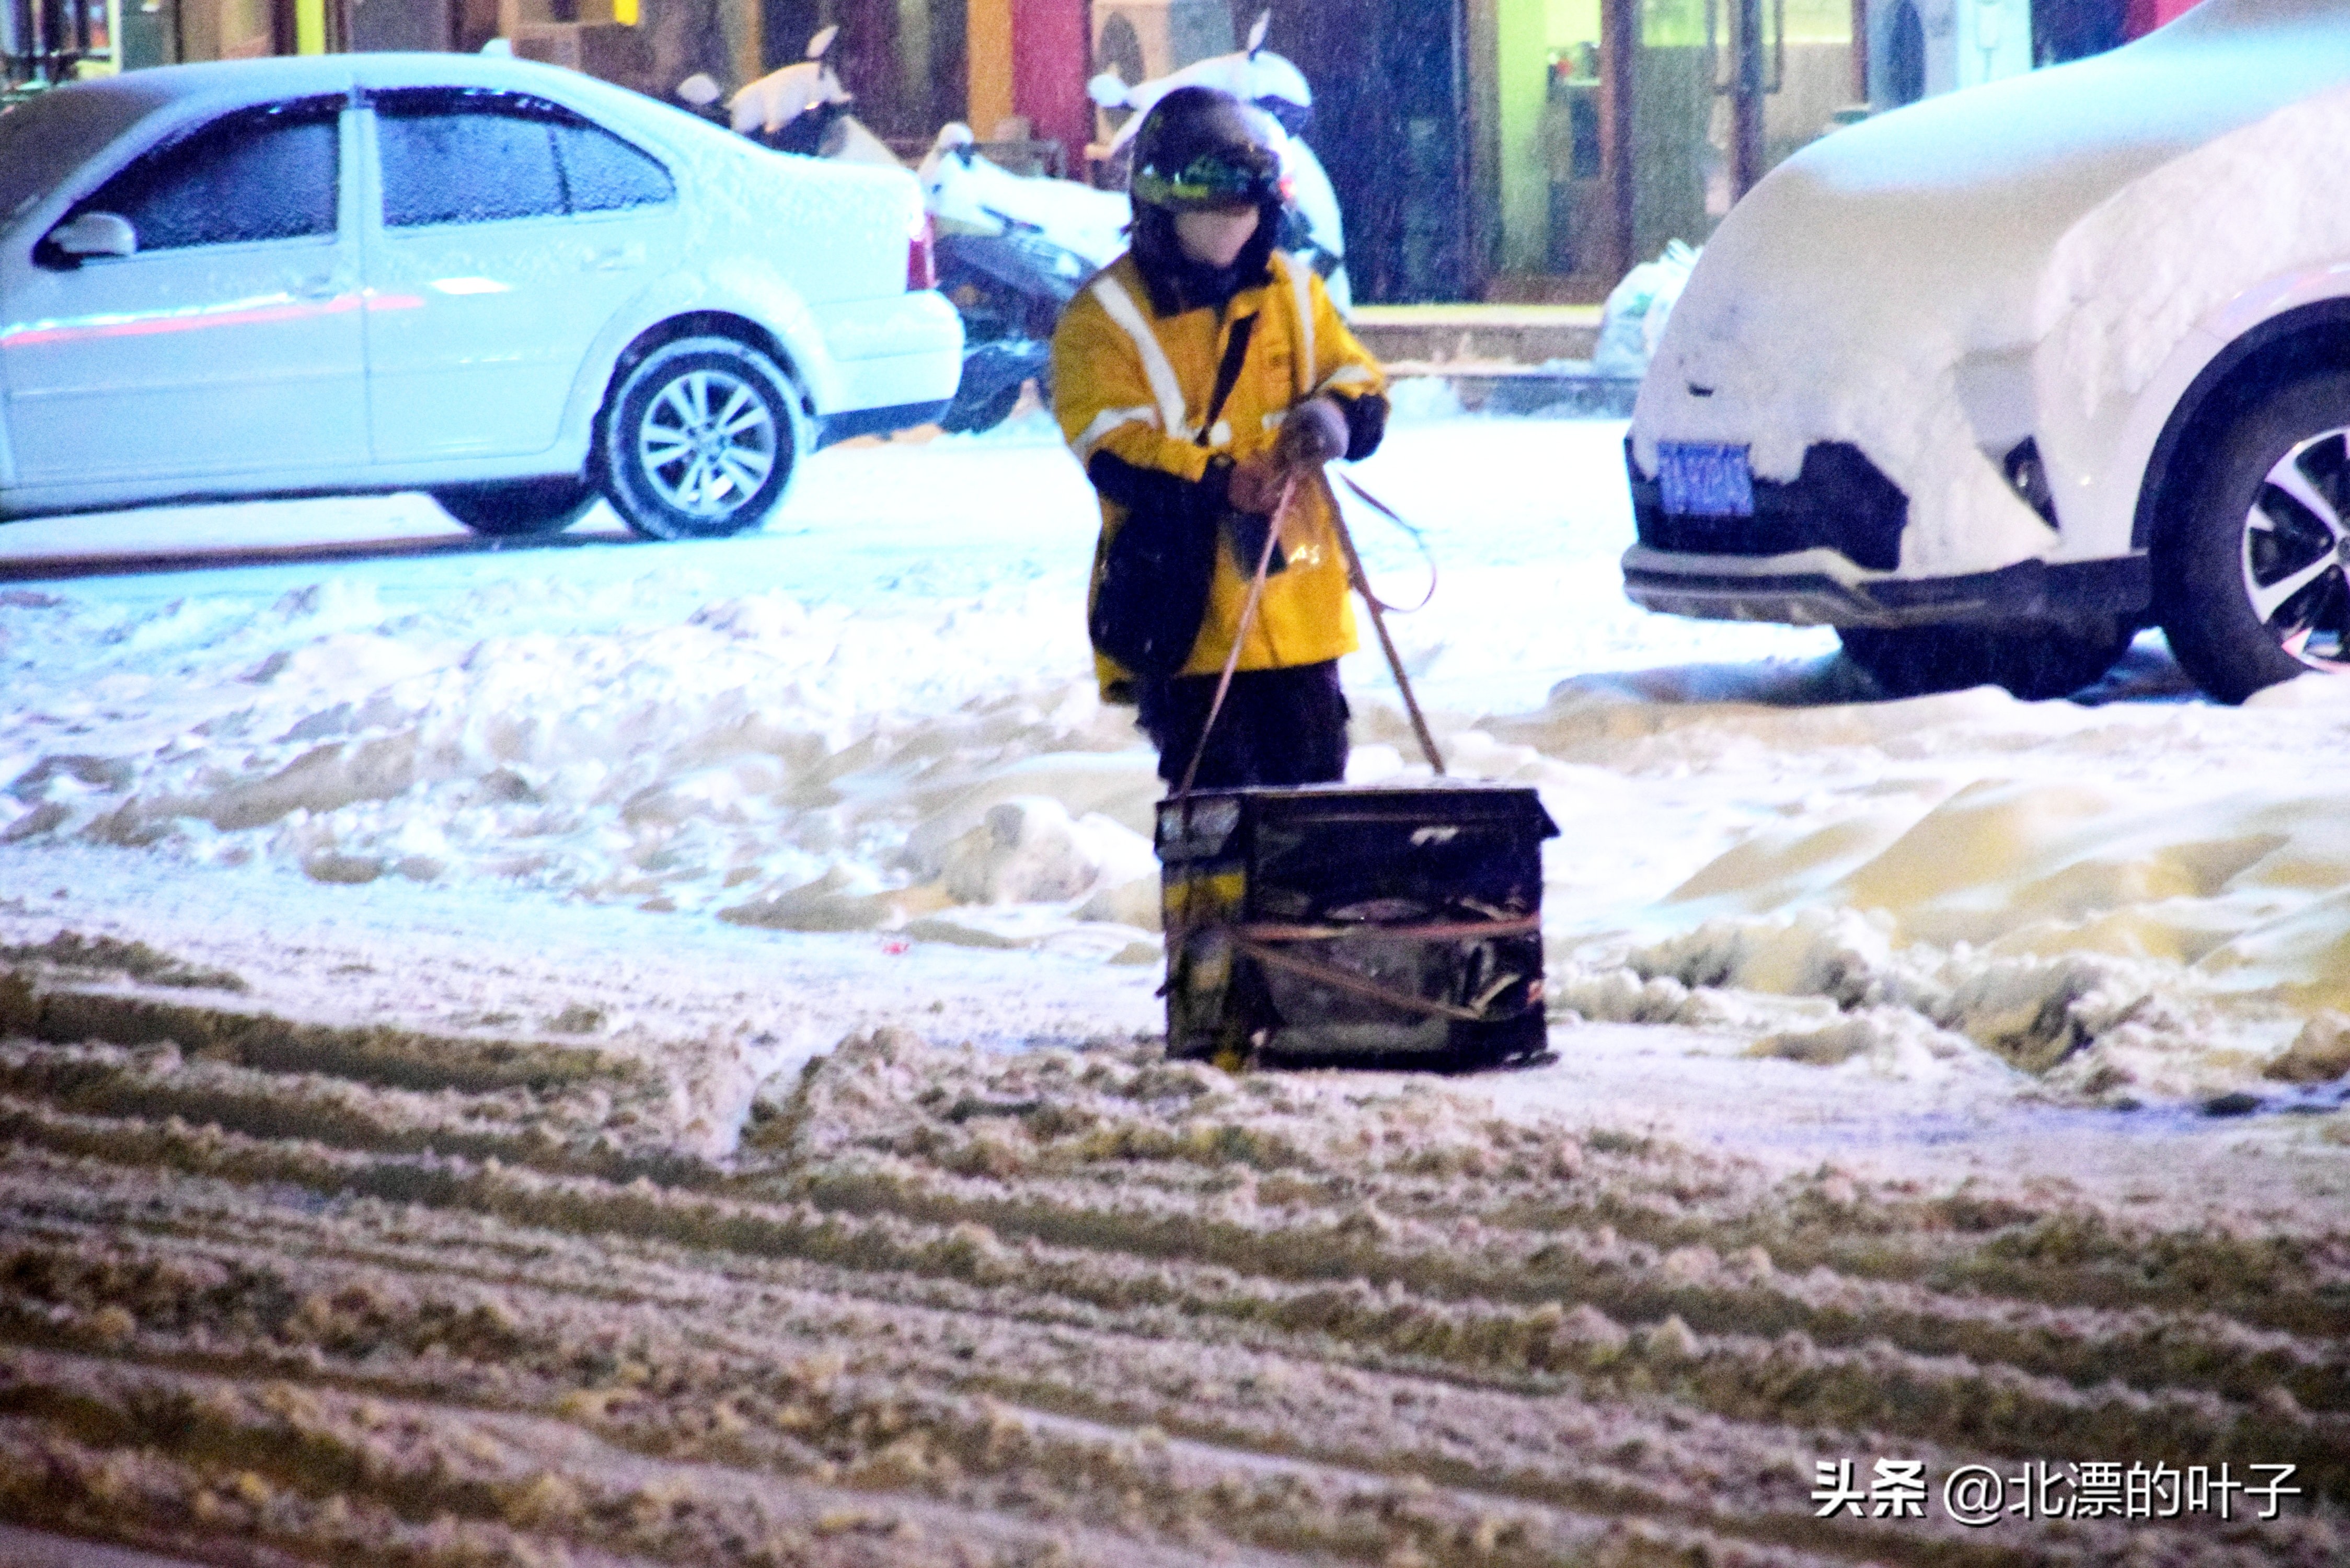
[1053,250,1386,699]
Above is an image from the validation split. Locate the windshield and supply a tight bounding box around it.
[0,83,171,233]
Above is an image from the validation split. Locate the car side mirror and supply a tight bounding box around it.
[48,211,137,259]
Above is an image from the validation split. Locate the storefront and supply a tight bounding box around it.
[1217,0,2203,304]
[1207,0,1863,305]
[5,0,122,76]
[7,0,2198,308]
[5,0,455,76]
[1476,0,1867,298]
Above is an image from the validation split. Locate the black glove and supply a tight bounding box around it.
[1275,396,1350,468]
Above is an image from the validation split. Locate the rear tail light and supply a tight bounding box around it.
[907,211,937,291]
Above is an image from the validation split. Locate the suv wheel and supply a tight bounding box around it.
[1838,620,2132,701]
[601,336,801,541]
[2156,372,2350,703]
[433,478,597,538]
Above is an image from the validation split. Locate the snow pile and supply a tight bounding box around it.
[1508,677,2350,1099]
[8,422,2350,1102]
[1553,906,2207,1092]
[0,419,1749,966]
[1,566,1162,959]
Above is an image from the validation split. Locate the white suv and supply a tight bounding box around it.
[0,53,962,540]
[1623,0,2350,701]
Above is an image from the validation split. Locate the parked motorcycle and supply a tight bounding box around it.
[713,27,901,166]
[696,18,1344,432]
[916,123,1132,431]
[699,30,1126,432]
[1086,11,1350,313]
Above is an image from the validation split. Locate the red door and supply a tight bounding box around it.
[1010,0,1090,161]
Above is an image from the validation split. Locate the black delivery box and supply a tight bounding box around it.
[1155,783,1559,1069]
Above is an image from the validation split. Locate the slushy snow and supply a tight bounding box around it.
[6,412,2350,1112]
[4,411,2348,1567]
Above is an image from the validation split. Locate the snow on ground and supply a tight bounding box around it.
[6,411,2350,1114]
[2,411,2347,1565]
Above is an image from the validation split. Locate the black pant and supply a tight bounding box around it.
[1140,660,1349,789]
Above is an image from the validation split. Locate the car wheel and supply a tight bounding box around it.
[601,336,800,541]
[2155,372,2350,703]
[433,477,597,538]
[1838,620,2132,701]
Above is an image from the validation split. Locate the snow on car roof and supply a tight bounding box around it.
[1797,0,2350,198]
[1634,0,2350,581]
[50,52,362,106]
[29,52,694,143]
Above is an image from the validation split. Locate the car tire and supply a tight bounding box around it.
[2155,371,2350,704]
[1838,620,2133,701]
[433,478,597,538]
[600,336,802,541]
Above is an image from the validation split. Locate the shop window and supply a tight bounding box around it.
[72,97,340,251]
[1545,0,1602,180]
[1639,0,1707,48]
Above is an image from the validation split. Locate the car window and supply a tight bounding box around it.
[70,97,342,251]
[376,90,565,227]
[551,119,674,213]
[375,89,671,228]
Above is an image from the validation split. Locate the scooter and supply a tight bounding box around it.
[698,30,1128,432]
[1087,11,1351,313]
[692,26,901,166]
[916,123,1133,431]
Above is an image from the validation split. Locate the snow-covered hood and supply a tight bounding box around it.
[1635,0,2350,575]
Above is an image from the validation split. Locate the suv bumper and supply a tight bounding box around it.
[1621,433,2152,628]
[1628,437,1910,571]
[1621,547,2153,629]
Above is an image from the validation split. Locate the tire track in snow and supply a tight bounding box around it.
[0,956,2343,1566]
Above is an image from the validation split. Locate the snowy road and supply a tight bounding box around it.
[1,411,2346,1565]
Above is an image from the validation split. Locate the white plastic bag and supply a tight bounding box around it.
[1592,239,1699,378]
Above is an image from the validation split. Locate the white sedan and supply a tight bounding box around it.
[1622,0,2350,702]
[0,52,963,540]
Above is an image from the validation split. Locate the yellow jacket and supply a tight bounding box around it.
[1053,250,1387,701]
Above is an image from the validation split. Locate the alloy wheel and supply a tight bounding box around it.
[2241,427,2350,671]
[635,367,779,523]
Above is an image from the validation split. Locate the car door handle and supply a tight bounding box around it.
[584,245,644,272]
[291,275,344,302]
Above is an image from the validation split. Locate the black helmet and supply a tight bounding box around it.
[1130,86,1282,212]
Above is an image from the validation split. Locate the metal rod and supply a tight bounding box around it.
[1174,476,1294,801]
[1331,503,1445,776]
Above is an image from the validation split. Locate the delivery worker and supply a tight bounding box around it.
[1054,86,1389,791]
